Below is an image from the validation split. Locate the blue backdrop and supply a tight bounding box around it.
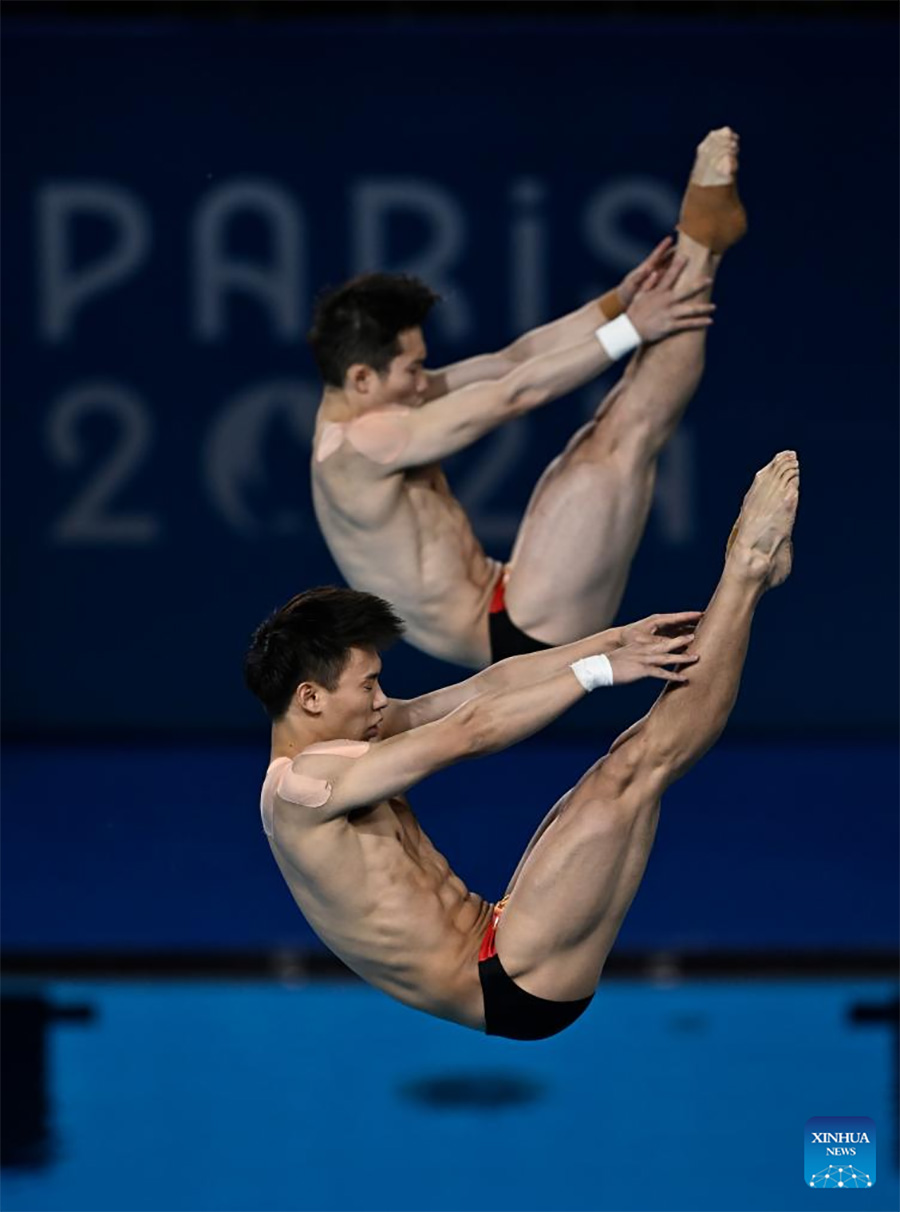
[1,10,897,958]
[2,20,896,1212]
[2,739,897,952]
[3,11,897,738]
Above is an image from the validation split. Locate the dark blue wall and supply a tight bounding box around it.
[2,740,897,953]
[3,13,897,737]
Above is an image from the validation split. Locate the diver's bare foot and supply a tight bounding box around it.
[725,452,799,589]
[679,127,746,255]
[691,127,740,186]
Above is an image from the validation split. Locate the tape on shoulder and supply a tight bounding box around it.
[278,763,334,809]
[302,740,370,758]
[315,421,346,463]
[345,407,413,464]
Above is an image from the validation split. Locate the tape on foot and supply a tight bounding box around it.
[678,181,747,254]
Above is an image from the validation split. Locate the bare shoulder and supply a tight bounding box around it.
[313,407,415,473]
[264,742,375,845]
[275,741,371,808]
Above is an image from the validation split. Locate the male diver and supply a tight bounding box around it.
[246,452,798,1040]
[308,128,746,666]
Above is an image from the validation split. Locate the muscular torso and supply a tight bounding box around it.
[262,758,493,1028]
[311,406,502,667]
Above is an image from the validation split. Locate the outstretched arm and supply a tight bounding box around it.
[355,259,713,474]
[305,667,591,819]
[384,611,702,734]
[279,613,701,821]
[312,616,700,816]
[425,238,676,399]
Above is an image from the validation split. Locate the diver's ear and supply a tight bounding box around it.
[345,362,380,397]
[295,681,325,717]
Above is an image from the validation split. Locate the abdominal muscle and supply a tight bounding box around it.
[270,796,493,1028]
[312,458,502,667]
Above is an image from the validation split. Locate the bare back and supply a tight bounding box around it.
[261,756,492,1028]
[311,407,501,667]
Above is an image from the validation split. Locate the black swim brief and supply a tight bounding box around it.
[488,575,553,664]
[478,898,593,1042]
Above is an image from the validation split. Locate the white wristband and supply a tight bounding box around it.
[570,654,614,692]
[595,314,642,361]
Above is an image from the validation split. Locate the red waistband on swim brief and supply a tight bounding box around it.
[479,896,509,962]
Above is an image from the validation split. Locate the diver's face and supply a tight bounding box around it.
[377,328,428,408]
[323,647,388,742]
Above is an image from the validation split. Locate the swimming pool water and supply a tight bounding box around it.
[2,977,896,1212]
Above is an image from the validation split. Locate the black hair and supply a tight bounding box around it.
[243,586,405,721]
[307,272,440,388]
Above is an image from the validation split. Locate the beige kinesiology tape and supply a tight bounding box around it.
[302,740,371,758]
[276,740,371,809]
[315,407,414,465]
[597,289,625,322]
[278,768,334,809]
[316,422,345,463]
[678,181,748,255]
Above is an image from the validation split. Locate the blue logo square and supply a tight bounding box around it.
[805,1117,876,1188]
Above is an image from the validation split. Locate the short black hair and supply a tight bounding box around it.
[243,586,405,721]
[307,272,440,388]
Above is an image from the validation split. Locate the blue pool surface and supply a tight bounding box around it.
[2,977,896,1212]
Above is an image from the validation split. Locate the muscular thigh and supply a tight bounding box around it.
[494,754,661,1001]
[504,414,656,644]
[501,789,574,899]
